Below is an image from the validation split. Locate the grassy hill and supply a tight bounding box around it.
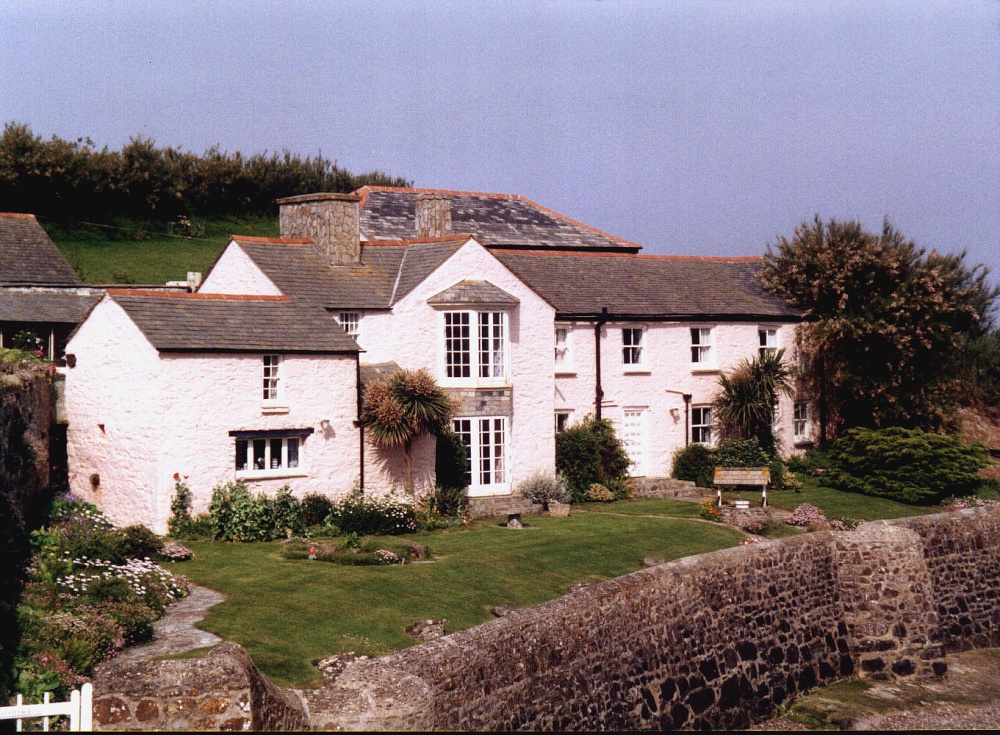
[41,215,279,285]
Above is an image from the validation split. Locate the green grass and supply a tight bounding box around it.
[42,216,278,284]
[170,512,743,688]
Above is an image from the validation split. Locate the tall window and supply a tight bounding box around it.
[759,327,778,359]
[235,436,301,474]
[444,311,507,384]
[690,327,713,365]
[262,355,281,401]
[622,328,644,366]
[554,326,572,371]
[691,405,712,444]
[453,416,508,491]
[338,312,360,338]
[794,401,810,441]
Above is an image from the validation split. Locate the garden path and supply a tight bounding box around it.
[113,584,226,663]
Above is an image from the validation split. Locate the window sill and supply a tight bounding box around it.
[441,380,511,390]
[237,470,308,481]
[690,367,720,375]
[555,369,577,377]
[793,439,815,449]
[622,367,651,375]
[261,404,290,415]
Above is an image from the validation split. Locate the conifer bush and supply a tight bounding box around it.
[556,418,631,503]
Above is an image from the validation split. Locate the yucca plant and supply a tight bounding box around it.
[361,368,454,493]
[713,349,794,454]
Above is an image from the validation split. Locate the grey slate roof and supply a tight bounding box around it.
[230,236,464,310]
[0,214,83,286]
[427,280,519,308]
[493,252,800,320]
[107,291,359,353]
[359,361,402,387]
[0,288,103,323]
[356,187,642,252]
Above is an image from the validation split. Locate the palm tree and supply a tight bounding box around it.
[361,368,454,493]
[713,349,794,453]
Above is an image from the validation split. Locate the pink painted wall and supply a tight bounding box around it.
[199,241,283,295]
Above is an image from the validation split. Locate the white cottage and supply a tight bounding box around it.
[65,290,361,532]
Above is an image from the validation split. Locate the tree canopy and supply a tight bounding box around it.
[759,216,998,437]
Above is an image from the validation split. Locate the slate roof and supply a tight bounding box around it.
[0,288,103,323]
[229,236,465,310]
[493,251,800,320]
[427,280,519,308]
[356,187,642,253]
[0,213,83,286]
[106,291,359,353]
[359,361,402,387]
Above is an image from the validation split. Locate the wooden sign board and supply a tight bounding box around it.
[714,467,770,486]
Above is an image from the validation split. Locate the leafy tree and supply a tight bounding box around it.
[713,349,794,454]
[361,369,454,494]
[760,217,998,437]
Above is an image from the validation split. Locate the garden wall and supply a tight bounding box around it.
[92,505,1000,731]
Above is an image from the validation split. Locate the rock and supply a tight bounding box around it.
[407,619,447,641]
[644,557,668,567]
[491,605,526,617]
[316,652,369,683]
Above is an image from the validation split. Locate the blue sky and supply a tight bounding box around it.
[2,0,998,283]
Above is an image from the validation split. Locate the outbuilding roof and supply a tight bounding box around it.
[0,213,82,286]
[493,251,799,320]
[106,290,359,353]
[0,288,103,323]
[356,187,642,253]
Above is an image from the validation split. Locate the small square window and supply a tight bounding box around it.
[622,328,644,366]
[555,411,571,433]
[338,312,360,338]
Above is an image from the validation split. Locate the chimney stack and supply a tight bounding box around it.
[277,193,361,266]
[415,193,453,238]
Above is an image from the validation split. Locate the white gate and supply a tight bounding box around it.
[0,683,93,731]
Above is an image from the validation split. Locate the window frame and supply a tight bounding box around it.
[758,326,779,359]
[554,410,572,433]
[793,401,811,442]
[262,354,282,404]
[691,404,713,445]
[452,416,509,494]
[554,325,574,374]
[441,310,509,387]
[337,311,361,339]
[621,326,647,371]
[232,429,312,479]
[690,326,715,369]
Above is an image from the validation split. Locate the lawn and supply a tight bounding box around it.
[170,511,743,688]
[41,216,278,284]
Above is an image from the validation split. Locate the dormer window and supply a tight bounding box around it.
[337,312,360,338]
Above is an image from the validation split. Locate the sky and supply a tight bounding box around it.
[2,0,998,283]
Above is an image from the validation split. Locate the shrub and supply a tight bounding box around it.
[715,438,772,468]
[671,444,716,487]
[735,514,774,535]
[786,503,827,527]
[699,498,721,521]
[301,493,334,528]
[586,483,615,502]
[271,486,305,538]
[327,491,416,536]
[556,418,631,503]
[116,525,164,559]
[825,427,990,505]
[515,472,571,507]
[435,430,470,492]
[414,485,468,531]
[167,476,194,537]
[72,601,157,647]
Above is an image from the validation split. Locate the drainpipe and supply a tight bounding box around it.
[665,389,693,446]
[595,307,608,421]
[355,353,365,492]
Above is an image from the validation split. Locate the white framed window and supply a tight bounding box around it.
[452,416,508,493]
[262,355,281,402]
[443,311,508,385]
[759,327,778,359]
[555,410,572,433]
[233,432,307,477]
[554,326,573,372]
[691,405,713,445]
[690,327,714,366]
[794,401,810,441]
[622,327,645,367]
[337,312,361,338]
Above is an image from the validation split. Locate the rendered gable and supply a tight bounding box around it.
[200,241,283,296]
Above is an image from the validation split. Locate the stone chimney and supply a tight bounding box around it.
[415,193,453,238]
[276,193,361,266]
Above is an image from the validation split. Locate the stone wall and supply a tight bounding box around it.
[277,192,361,266]
[92,505,1000,731]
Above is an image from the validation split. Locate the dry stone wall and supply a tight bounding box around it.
[92,505,1000,731]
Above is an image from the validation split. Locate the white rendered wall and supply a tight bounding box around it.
[159,352,361,526]
[66,298,163,530]
[363,433,436,497]
[555,320,801,478]
[364,239,558,495]
[200,241,283,295]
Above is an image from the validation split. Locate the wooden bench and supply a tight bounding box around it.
[714,467,770,508]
